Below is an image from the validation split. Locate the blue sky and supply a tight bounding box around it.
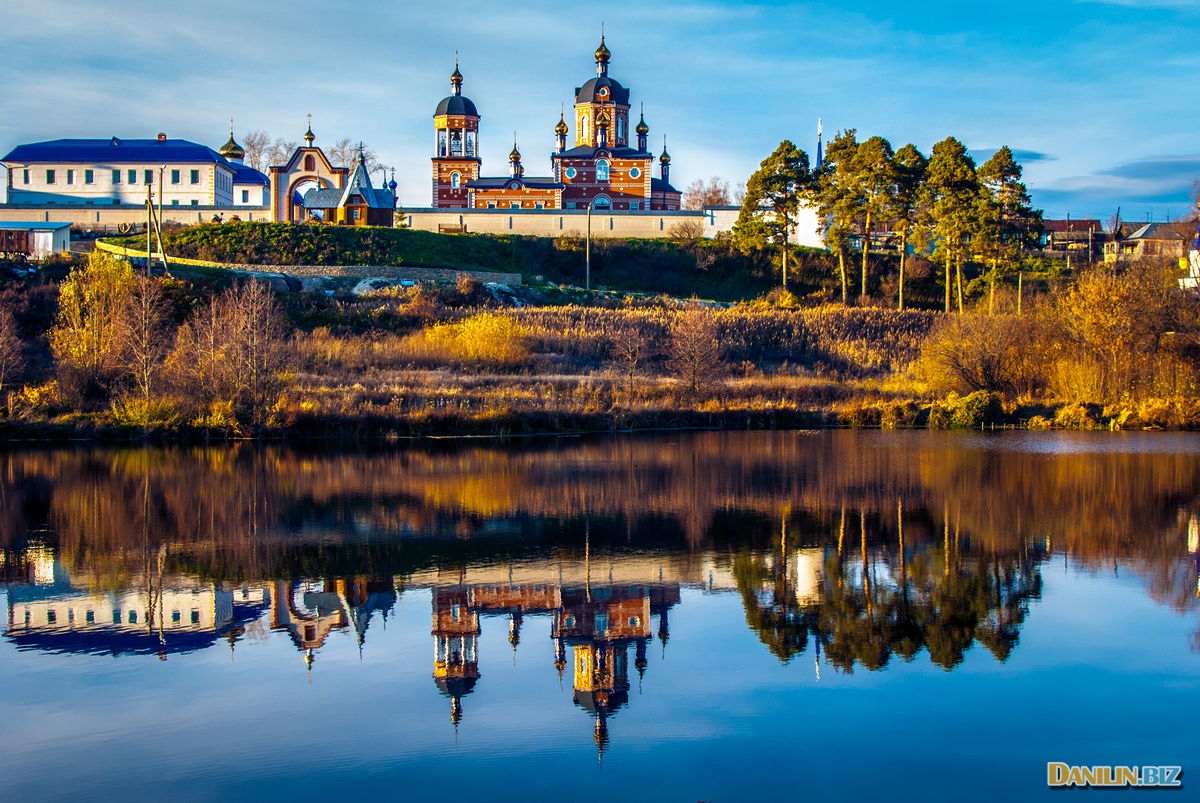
[3,0,1199,221]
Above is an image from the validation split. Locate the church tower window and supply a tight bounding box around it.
[580,114,589,143]
[438,130,447,157]
[596,159,609,181]
[617,116,625,141]
[451,172,461,189]
[466,132,476,157]
[304,155,315,171]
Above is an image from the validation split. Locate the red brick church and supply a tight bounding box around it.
[431,38,681,212]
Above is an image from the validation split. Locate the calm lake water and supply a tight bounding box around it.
[1,431,1198,801]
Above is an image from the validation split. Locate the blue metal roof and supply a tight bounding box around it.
[1,138,231,167]
[0,221,72,230]
[651,177,679,194]
[231,164,269,185]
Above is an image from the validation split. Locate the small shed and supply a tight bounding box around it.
[0,222,72,260]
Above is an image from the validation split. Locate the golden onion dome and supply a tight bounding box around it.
[659,145,671,165]
[509,143,521,162]
[219,133,245,160]
[595,36,610,64]
[555,113,568,136]
[451,65,463,86]
[635,113,649,136]
[596,111,610,129]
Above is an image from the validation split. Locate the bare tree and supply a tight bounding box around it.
[683,177,732,210]
[608,326,649,399]
[264,138,300,170]
[669,218,706,243]
[227,280,290,419]
[668,309,726,395]
[733,181,747,205]
[0,300,24,396]
[168,280,291,422]
[119,275,170,400]
[241,129,271,172]
[328,138,382,175]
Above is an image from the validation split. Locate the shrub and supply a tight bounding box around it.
[425,313,530,370]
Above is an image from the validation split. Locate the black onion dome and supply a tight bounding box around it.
[434,95,479,117]
[575,76,629,105]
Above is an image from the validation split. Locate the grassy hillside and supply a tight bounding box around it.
[106,222,812,301]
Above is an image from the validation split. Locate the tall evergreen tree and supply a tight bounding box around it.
[921,137,978,313]
[812,129,860,302]
[891,144,927,311]
[851,136,897,302]
[733,141,812,289]
[975,147,1042,314]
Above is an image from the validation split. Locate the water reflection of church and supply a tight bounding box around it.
[429,579,680,754]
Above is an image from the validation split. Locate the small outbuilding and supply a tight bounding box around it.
[0,221,72,259]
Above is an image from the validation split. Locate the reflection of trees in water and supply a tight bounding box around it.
[0,433,1196,642]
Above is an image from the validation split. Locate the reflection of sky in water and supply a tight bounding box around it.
[862,429,1200,455]
[0,568,1197,802]
[0,433,1198,801]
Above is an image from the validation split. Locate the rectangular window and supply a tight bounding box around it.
[190,169,199,184]
[112,199,120,205]
[172,611,181,623]
[144,169,153,185]
[171,169,180,184]
[47,610,56,624]
[630,201,639,211]
[510,202,519,209]
[566,201,575,209]
[113,610,120,624]
[487,202,495,209]
[128,169,136,185]
[22,169,29,184]
[84,169,93,184]
[190,200,198,206]
[190,611,200,624]
[66,170,74,185]
[85,610,94,623]
[112,169,120,184]
[352,208,360,219]
[128,610,137,624]
[535,202,543,209]
[46,169,55,184]
[171,199,179,206]
[241,190,249,202]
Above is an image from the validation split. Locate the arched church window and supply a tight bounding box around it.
[593,194,611,209]
[580,115,589,141]
[304,155,315,171]
[617,116,625,141]
[596,159,609,181]
[451,172,460,189]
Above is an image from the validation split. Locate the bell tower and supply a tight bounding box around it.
[432,57,482,209]
[573,36,631,149]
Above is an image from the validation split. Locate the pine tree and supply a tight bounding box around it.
[891,144,927,311]
[975,147,1042,314]
[921,137,978,313]
[733,141,812,289]
[851,136,897,301]
[812,129,860,302]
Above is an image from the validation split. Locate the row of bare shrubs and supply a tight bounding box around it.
[2,252,292,429]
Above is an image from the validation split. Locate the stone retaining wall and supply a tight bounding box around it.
[93,241,522,287]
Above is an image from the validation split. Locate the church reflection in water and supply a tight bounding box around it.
[429,577,680,754]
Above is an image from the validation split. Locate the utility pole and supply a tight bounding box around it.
[586,201,591,292]
[146,183,152,275]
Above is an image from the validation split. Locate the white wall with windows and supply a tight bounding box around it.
[3,160,235,207]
